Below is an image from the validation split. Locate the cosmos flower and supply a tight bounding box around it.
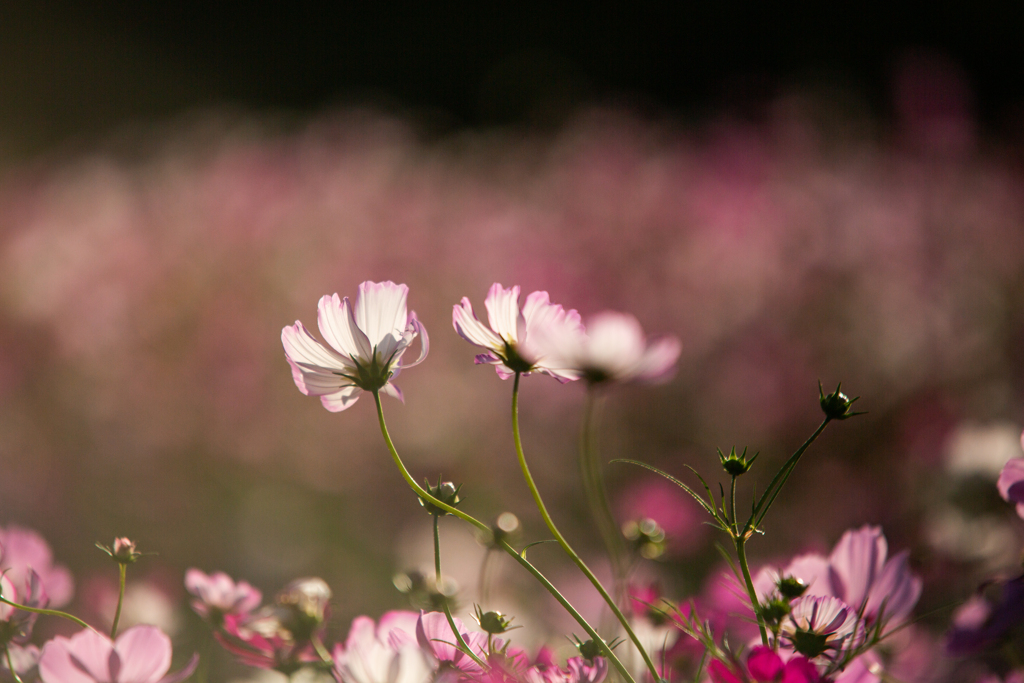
[282,281,428,411]
[538,311,681,385]
[0,525,74,608]
[0,570,46,645]
[415,611,489,677]
[184,568,262,621]
[38,625,197,683]
[452,283,583,382]
[782,595,859,659]
[332,611,432,683]
[708,646,820,683]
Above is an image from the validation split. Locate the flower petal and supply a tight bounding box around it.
[114,625,172,683]
[828,526,887,612]
[484,283,524,343]
[453,298,503,350]
[355,281,409,350]
[40,630,113,683]
[320,386,363,412]
[318,294,372,360]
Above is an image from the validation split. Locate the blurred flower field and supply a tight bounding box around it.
[2,74,1024,681]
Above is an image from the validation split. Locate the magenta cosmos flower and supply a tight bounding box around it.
[709,646,820,683]
[282,281,428,411]
[38,625,197,683]
[452,283,583,382]
[540,311,681,385]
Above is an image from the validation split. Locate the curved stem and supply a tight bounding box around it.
[434,515,488,670]
[578,388,627,604]
[111,562,127,638]
[749,418,830,532]
[0,595,96,631]
[371,390,637,683]
[735,537,768,646]
[4,644,25,683]
[511,374,660,683]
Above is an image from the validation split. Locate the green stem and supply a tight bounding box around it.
[434,515,488,670]
[0,595,96,631]
[511,374,660,683]
[734,537,768,646]
[111,562,127,639]
[4,644,25,683]
[578,388,627,605]
[371,390,637,683]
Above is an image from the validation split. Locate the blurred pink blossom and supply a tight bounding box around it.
[38,625,197,683]
[0,525,73,608]
[184,568,262,621]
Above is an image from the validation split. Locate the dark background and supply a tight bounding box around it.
[4,2,1024,155]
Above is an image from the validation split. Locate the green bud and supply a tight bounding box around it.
[718,446,757,476]
[790,629,829,658]
[777,575,808,600]
[473,605,520,634]
[819,381,863,420]
[577,638,602,661]
[757,597,791,626]
[420,478,462,516]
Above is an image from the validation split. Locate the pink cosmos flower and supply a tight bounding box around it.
[38,625,197,683]
[282,281,428,411]
[538,311,681,385]
[184,568,262,621]
[1,644,39,682]
[0,569,47,644]
[332,611,433,683]
[216,610,320,673]
[708,646,820,683]
[781,595,859,658]
[415,611,489,677]
[998,456,1024,519]
[0,525,74,608]
[452,283,583,382]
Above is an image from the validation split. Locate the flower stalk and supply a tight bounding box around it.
[372,389,638,683]
[511,373,661,683]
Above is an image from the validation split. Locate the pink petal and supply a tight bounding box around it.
[40,630,113,683]
[318,294,372,360]
[998,458,1024,505]
[746,646,783,681]
[829,526,887,611]
[707,660,744,683]
[485,283,524,343]
[453,298,504,350]
[114,626,172,683]
[320,386,363,412]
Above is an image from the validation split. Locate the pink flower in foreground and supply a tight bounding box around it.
[38,625,197,683]
[708,646,820,683]
[332,611,432,683]
[0,569,47,644]
[415,611,489,677]
[282,281,428,411]
[184,568,262,621]
[539,311,681,385]
[452,283,583,382]
[998,456,1024,519]
[0,525,74,607]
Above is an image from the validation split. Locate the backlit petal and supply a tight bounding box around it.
[318,294,372,360]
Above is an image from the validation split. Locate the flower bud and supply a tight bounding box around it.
[757,597,792,626]
[420,478,462,516]
[790,629,829,658]
[719,446,757,477]
[576,638,602,662]
[473,605,519,634]
[275,577,331,640]
[97,537,142,564]
[819,382,863,420]
[777,575,808,600]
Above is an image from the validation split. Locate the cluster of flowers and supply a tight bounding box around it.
[186,568,608,683]
[5,278,1024,683]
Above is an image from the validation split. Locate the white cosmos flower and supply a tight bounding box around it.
[452,283,584,382]
[281,281,428,412]
[539,311,681,385]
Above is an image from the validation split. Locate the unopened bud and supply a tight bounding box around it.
[819,382,863,421]
[420,478,462,516]
[474,605,519,634]
[757,597,791,626]
[777,575,808,600]
[97,537,142,564]
[577,638,602,662]
[719,446,757,477]
[276,577,331,639]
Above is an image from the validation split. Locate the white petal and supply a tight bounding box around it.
[318,294,372,360]
[453,297,503,350]
[283,321,355,371]
[355,281,409,349]
[635,336,682,383]
[484,283,523,343]
[321,386,363,412]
